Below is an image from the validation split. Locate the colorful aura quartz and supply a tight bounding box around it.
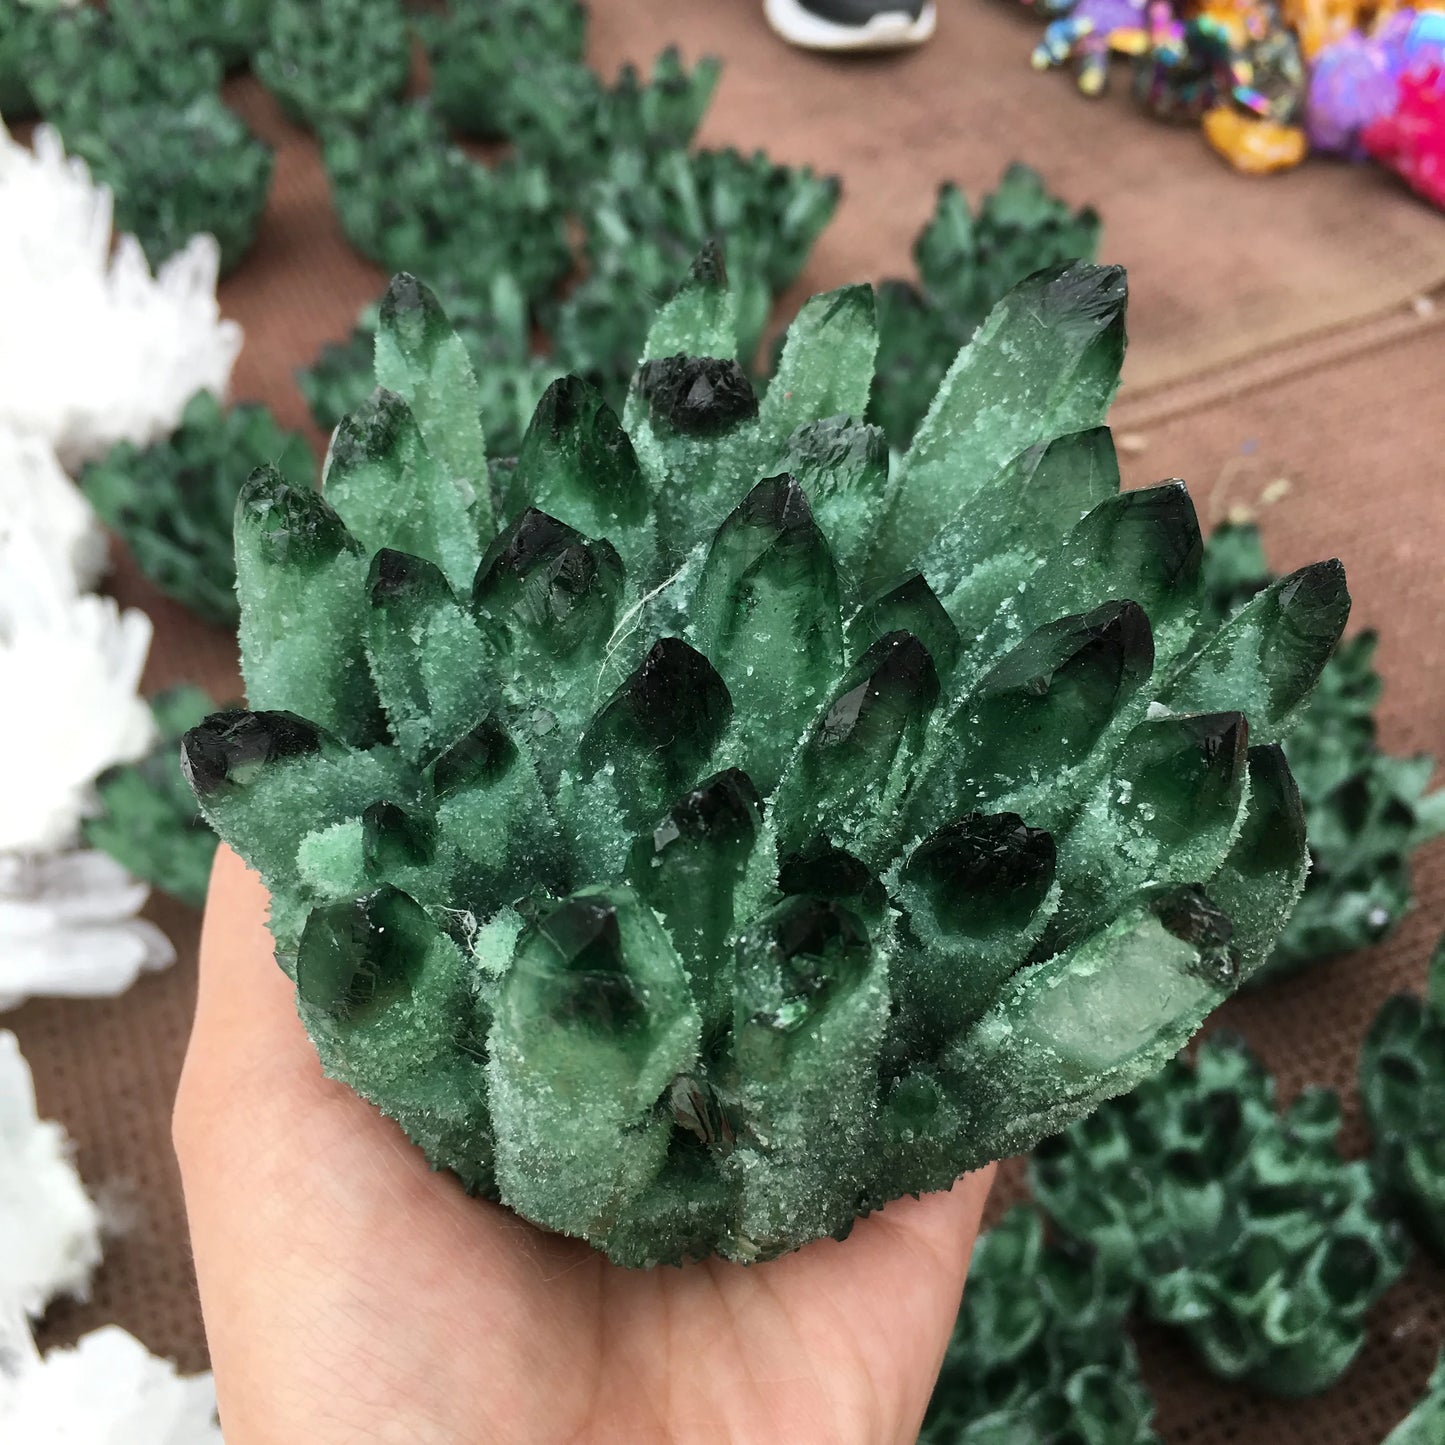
[1360,934,1445,1259]
[1364,60,1445,206]
[81,391,312,628]
[185,262,1349,1266]
[1202,522,1444,978]
[919,1207,1159,1444]
[871,165,1102,449]
[1031,1033,1410,1396]
[254,0,410,130]
[85,688,219,909]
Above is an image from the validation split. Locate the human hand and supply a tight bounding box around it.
[174,846,993,1445]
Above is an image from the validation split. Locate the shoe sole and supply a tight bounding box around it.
[764,0,937,51]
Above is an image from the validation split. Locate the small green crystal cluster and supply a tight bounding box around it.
[1203,522,1445,979]
[1384,1354,1445,1445]
[497,48,722,185]
[81,391,312,628]
[64,94,273,276]
[108,0,269,71]
[416,0,588,140]
[872,165,1102,449]
[184,261,1350,1265]
[561,146,840,387]
[1030,1033,1410,1396]
[25,5,222,128]
[300,277,555,455]
[1360,935,1445,1259]
[86,688,219,909]
[920,1207,1159,1445]
[18,3,272,275]
[255,0,411,129]
[322,103,570,308]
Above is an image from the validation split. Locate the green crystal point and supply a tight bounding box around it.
[191,262,1351,1264]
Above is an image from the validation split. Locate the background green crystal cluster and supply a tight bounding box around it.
[920,1207,1159,1444]
[1203,522,1445,980]
[80,392,312,628]
[1029,1033,1411,1397]
[183,261,1351,1265]
[12,0,272,276]
[85,688,220,910]
[1360,934,1445,1260]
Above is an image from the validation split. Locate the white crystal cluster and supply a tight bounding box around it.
[0,397,173,1010]
[0,1324,223,1444]
[0,122,241,472]
[0,1030,101,1322]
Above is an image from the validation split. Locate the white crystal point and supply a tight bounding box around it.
[0,1325,223,1444]
[0,122,242,472]
[0,537,155,854]
[0,1030,102,1323]
[0,852,175,1012]
[0,426,108,593]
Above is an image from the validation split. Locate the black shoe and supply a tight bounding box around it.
[765,0,936,51]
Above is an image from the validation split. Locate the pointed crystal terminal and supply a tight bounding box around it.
[180,710,324,797]
[296,886,436,1019]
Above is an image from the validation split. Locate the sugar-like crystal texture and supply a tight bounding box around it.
[1360,933,1445,1260]
[1031,1033,1410,1396]
[1203,522,1445,979]
[186,261,1349,1265]
[871,164,1101,449]
[919,1206,1158,1444]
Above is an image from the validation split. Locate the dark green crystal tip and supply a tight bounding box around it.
[181,710,325,797]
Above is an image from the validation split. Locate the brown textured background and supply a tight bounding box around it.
[12,1,1445,1439]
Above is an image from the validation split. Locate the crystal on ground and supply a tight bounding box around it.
[0,1324,222,1444]
[0,123,240,471]
[0,1030,101,1322]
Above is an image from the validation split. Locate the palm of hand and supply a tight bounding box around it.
[176,848,991,1445]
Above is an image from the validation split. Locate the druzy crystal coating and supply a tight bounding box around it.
[186,263,1348,1265]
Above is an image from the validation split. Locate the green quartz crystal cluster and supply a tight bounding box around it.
[322,103,570,308]
[497,48,722,185]
[255,0,411,129]
[1030,1033,1410,1396]
[0,0,52,119]
[299,277,555,454]
[107,0,268,71]
[81,391,312,628]
[86,688,219,909]
[1203,522,1445,980]
[416,0,588,140]
[1359,935,1445,1259]
[184,262,1350,1265]
[63,94,273,276]
[872,166,1101,450]
[26,5,222,128]
[566,147,840,381]
[1384,1354,1445,1445]
[919,1207,1159,1445]
[17,3,272,275]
